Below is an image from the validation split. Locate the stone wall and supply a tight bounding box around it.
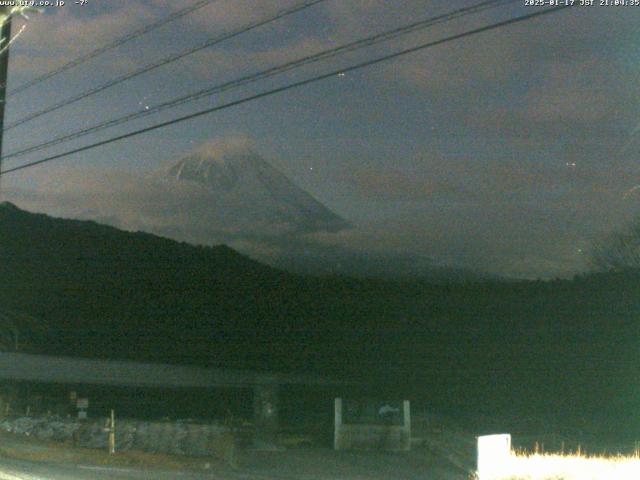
[0,415,235,458]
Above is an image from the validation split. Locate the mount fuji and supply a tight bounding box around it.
[165,143,348,236]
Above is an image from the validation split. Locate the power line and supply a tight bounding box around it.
[3,0,514,161]
[4,0,328,131]
[8,0,218,96]
[0,5,572,177]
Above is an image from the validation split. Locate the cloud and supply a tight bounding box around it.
[191,135,255,158]
[4,154,623,280]
[370,5,639,129]
[343,147,633,209]
[5,4,640,280]
[2,134,344,245]
[345,165,464,201]
[13,2,157,76]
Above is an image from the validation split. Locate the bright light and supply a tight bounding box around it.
[0,7,41,55]
[477,434,512,480]
[477,450,640,480]
[0,6,41,22]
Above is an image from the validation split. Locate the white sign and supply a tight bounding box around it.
[477,434,511,480]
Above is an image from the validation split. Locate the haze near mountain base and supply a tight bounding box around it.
[3,137,484,280]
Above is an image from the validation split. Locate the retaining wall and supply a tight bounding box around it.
[0,415,235,458]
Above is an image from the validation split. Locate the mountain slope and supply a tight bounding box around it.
[166,144,349,234]
[2,202,640,437]
[0,201,291,366]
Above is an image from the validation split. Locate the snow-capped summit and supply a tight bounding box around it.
[166,140,348,235]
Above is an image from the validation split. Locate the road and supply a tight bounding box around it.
[0,432,469,480]
[0,456,229,480]
[0,451,466,480]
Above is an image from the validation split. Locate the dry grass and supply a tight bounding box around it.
[477,450,640,480]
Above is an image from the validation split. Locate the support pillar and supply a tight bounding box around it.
[0,382,18,417]
[0,8,11,196]
[333,397,342,450]
[253,382,280,450]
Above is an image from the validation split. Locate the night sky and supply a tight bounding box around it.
[3,0,640,278]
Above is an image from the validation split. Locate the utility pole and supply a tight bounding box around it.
[0,7,11,198]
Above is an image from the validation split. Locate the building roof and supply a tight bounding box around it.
[0,352,347,389]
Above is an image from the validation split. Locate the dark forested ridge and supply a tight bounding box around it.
[2,202,639,436]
